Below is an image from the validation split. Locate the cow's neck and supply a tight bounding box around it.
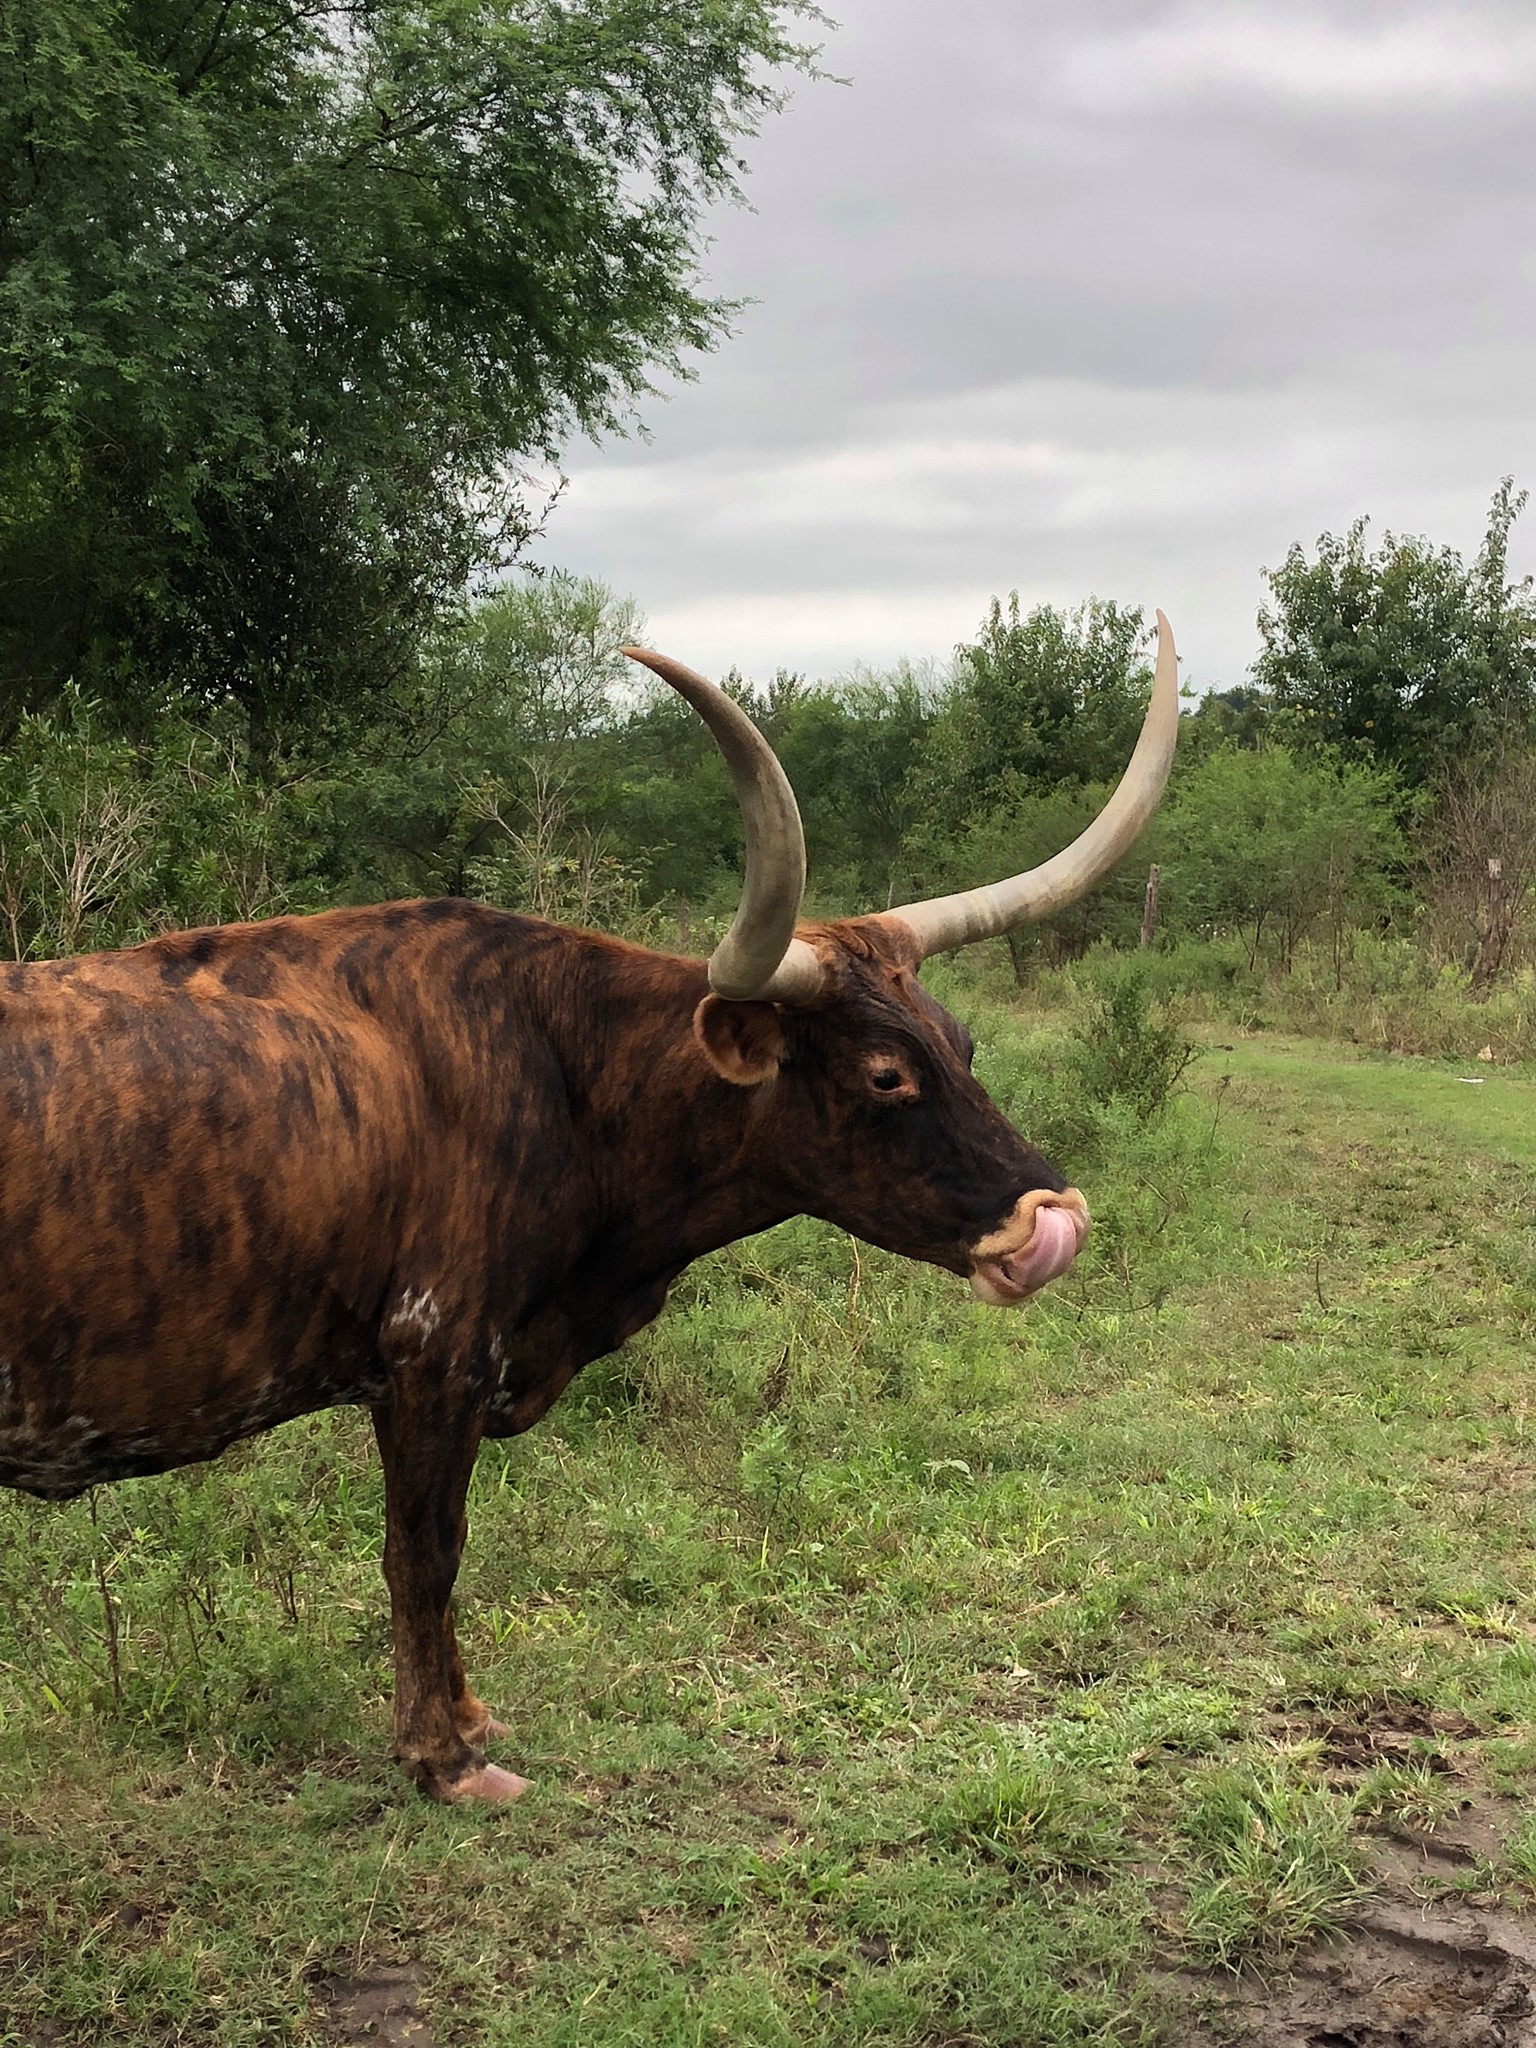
[527,931,798,1270]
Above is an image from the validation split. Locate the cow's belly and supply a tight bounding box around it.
[0,1238,389,1499]
[0,1327,386,1499]
[0,1397,262,1499]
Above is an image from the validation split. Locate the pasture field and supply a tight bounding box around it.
[3,982,1536,2046]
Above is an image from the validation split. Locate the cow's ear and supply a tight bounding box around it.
[693,995,787,1086]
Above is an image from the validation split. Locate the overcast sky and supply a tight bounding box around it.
[543,0,1536,694]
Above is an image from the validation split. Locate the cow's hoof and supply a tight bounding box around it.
[441,1762,531,1803]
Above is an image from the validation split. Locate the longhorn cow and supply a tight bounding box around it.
[0,616,1180,1799]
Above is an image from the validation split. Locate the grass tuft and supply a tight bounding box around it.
[931,1751,1128,1878]
[1179,1765,1373,1968]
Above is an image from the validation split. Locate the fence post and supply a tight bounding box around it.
[1473,857,1505,987]
[1139,863,1161,950]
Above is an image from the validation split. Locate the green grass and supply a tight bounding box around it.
[1208,1031,1536,1171]
[3,995,1536,2045]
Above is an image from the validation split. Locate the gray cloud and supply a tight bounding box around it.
[541,0,1536,689]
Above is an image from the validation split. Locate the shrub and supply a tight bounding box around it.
[1067,961,1199,1121]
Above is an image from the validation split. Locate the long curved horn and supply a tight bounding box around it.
[885,610,1180,960]
[620,647,824,1003]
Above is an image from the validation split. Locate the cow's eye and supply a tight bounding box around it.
[870,1066,906,1093]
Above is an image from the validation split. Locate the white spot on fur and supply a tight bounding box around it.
[385,1288,442,1351]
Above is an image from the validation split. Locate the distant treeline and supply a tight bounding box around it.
[6,1,1533,989]
[1,485,1534,998]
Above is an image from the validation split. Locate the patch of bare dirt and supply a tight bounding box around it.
[314,1965,438,2046]
[1321,1705,1479,1763]
[1269,1700,1481,1762]
[1193,1803,1536,2048]
[1197,1903,1536,2047]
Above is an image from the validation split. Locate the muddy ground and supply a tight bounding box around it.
[304,1829,1536,2048]
[314,1966,438,2047]
[295,1776,1536,2048]
[27,1721,1536,2048]
[1191,1795,1536,2048]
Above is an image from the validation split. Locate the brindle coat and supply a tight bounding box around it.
[0,898,1076,1798]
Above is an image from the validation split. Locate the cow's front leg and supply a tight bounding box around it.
[371,1385,528,1803]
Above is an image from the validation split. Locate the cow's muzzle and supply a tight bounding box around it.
[968,1188,1090,1306]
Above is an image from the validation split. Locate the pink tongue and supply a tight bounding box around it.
[1000,1204,1081,1294]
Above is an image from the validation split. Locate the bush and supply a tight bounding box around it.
[1067,961,1199,1121]
[1111,930,1536,1063]
[0,692,334,959]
